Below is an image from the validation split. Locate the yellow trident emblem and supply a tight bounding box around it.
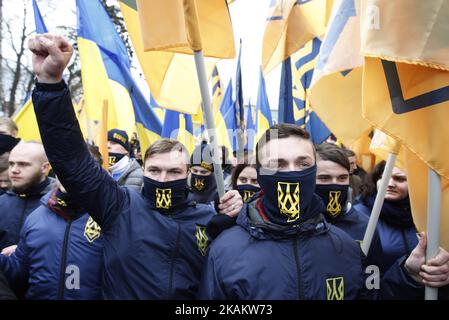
[326,277,345,300]
[327,191,342,217]
[243,190,255,203]
[277,182,300,222]
[108,155,117,166]
[194,178,205,191]
[56,198,68,207]
[156,188,172,209]
[195,225,209,256]
[84,216,101,243]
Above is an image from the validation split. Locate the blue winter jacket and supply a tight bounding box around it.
[0,191,104,300]
[354,201,418,272]
[0,178,54,249]
[198,195,425,300]
[329,204,384,272]
[32,81,216,299]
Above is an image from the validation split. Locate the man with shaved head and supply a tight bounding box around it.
[0,141,54,250]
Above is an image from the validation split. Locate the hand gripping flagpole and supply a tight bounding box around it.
[361,153,397,256]
[425,168,441,300]
[186,1,225,198]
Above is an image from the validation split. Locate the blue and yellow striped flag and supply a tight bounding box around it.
[76,0,161,152]
[255,68,273,144]
[262,0,329,74]
[161,110,194,154]
[279,37,330,143]
[216,80,237,153]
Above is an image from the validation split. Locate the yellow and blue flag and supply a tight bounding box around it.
[255,68,273,144]
[76,0,161,152]
[262,0,329,74]
[119,0,227,114]
[216,80,237,153]
[309,0,371,146]
[161,110,194,154]
[278,38,330,143]
[32,0,48,33]
[361,0,449,249]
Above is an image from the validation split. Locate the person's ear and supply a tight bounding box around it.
[41,161,51,175]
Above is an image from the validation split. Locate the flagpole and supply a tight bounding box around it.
[193,51,225,198]
[361,153,397,256]
[425,168,441,300]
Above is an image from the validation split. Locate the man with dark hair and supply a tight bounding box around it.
[107,128,143,192]
[0,141,54,250]
[315,143,383,271]
[29,33,243,299]
[198,123,449,299]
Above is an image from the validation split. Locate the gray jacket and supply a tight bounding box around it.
[117,158,143,192]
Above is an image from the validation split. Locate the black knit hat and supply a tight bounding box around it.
[0,133,20,155]
[190,141,214,172]
[107,129,129,152]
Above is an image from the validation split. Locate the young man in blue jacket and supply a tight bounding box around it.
[0,145,104,300]
[198,124,449,299]
[28,33,242,299]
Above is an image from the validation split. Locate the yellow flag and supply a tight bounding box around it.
[309,0,371,146]
[13,99,40,142]
[405,149,449,251]
[262,0,328,74]
[14,98,86,143]
[136,0,235,58]
[368,130,449,251]
[119,0,219,115]
[349,128,375,173]
[361,0,449,180]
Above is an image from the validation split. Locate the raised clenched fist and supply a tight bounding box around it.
[28,34,73,84]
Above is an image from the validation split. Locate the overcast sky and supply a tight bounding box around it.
[3,0,282,117]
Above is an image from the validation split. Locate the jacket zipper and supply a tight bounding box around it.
[57,221,72,300]
[292,237,304,300]
[168,224,181,298]
[17,199,28,239]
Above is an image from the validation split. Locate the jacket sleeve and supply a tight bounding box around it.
[378,255,425,299]
[0,228,30,287]
[32,81,127,229]
[0,270,16,300]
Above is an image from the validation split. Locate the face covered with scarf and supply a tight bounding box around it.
[315,159,350,220]
[256,135,318,225]
[142,146,190,211]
